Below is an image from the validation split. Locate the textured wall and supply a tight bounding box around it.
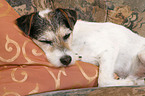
[6,0,145,36]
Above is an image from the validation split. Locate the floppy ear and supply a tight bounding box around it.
[56,8,77,30]
[16,13,35,36]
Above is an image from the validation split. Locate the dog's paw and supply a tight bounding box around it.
[98,79,135,87]
[116,79,135,86]
[134,79,145,85]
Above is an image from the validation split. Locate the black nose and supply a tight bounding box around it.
[60,55,72,66]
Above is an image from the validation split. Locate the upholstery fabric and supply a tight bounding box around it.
[2,0,145,95]
[6,0,145,36]
[0,0,99,95]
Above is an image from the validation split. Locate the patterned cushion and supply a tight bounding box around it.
[0,0,98,95]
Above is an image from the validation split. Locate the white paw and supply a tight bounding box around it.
[98,79,135,87]
[135,79,145,85]
[116,79,135,86]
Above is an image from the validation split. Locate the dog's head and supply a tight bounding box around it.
[16,8,77,67]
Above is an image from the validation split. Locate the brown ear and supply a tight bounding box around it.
[16,13,35,36]
[56,8,77,30]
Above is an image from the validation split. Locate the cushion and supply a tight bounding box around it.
[0,0,99,95]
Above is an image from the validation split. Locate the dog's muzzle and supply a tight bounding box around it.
[60,55,72,66]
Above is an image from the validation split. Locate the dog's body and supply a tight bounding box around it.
[16,8,145,87]
[73,21,145,86]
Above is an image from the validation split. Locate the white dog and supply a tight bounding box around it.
[16,8,145,87]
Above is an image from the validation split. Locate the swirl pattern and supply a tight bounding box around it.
[0,0,99,96]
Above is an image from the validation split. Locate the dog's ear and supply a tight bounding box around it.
[16,13,35,36]
[56,8,77,30]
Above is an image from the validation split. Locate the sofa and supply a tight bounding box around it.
[0,0,144,96]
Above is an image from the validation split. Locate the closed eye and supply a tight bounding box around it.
[63,33,71,40]
[39,40,53,45]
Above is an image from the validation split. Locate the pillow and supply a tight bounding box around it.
[0,0,99,95]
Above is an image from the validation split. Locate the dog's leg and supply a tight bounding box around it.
[138,50,145,65]
[128,51,145,85]
[126,75,145,85]
[98,48,134,87]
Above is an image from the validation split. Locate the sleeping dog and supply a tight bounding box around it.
[16,8,145,87]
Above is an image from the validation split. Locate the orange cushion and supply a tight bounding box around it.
[0,0,99,95]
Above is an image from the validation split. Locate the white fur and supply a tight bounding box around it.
[39,9,52,18]
[44,48,76,67]
[32,27,75,67]
[32,17,145,87]
[72,20,145,87]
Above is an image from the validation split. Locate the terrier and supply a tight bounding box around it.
[16,8,145,87]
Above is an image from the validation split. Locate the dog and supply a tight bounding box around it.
[16,8,145,87]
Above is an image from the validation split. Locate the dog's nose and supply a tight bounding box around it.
[60,55,72,66]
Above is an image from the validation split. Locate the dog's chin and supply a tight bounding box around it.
[48,59,76,67]
[39,49,77,67]
[45,54,77,67]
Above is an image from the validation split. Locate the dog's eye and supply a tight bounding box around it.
[39,40,53,45]
[63,33,71,40]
